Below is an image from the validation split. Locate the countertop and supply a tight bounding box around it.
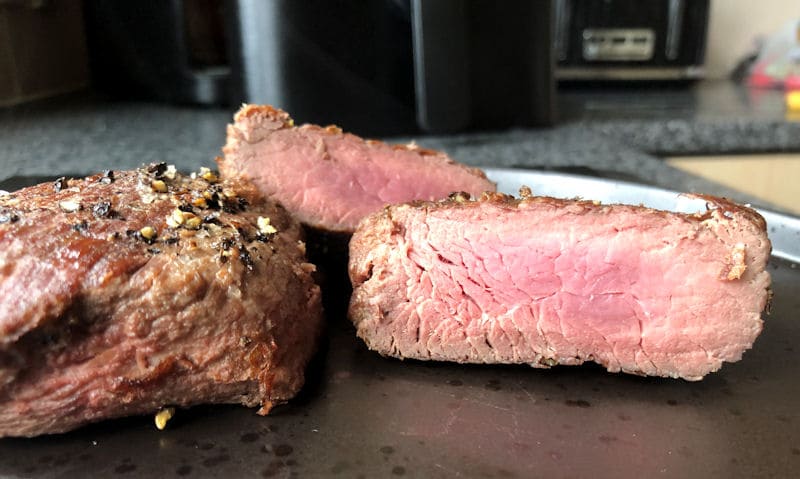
[1,80,799,212]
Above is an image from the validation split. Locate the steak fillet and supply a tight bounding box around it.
[219,105,496,233]
[348,191,772,380]
[0,165,322,437]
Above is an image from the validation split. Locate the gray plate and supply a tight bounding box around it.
[1,171,798,478]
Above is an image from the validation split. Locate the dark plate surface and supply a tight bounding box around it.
[0,173,798,478]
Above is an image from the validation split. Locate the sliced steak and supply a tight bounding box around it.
[349,191,772,380]
[219,105,496,233]
[0,165,322,437]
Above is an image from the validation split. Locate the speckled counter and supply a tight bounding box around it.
[2,81,798,214]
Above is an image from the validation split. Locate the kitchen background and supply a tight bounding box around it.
[1,0,799,214]
[674,0,800,215]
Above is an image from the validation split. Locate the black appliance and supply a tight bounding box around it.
[84,0,555,135]
[554,0,709,81]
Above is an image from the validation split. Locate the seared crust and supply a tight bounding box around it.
[0,165,323,437]
[394,190,768,233]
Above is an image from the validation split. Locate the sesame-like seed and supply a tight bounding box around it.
[151,180,168,193]
[184,216,202,230]
[58,200,81,212]
[163,165,177,180]
[198,167,218,183]
[154,407,175,430]
[139,226,157,241]
[166,208,204,230]
[167,208,185,227]
[257,216,278,235]
[202,172,218,183]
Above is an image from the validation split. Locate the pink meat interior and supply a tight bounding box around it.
[222,107,495,232]
[350,199,771,380]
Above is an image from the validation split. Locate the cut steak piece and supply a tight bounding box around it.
[219,105,496,233]
[0,165,323,437]
[348,191,772,380]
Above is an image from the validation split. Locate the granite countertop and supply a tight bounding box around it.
[1,80,798,212]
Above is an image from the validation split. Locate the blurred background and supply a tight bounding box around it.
[1,0,799,213]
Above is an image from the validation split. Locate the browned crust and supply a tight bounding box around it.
[0,165,323,435]
[685,193,767,232]
[234,104,293,127]
[394,190,768,233]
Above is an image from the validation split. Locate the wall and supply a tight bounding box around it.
[0,1,89,107]
[705,0,800,79]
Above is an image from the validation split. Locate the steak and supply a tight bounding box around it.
[0,165,322,437]
[219,105,496,233]
[348,191,772,380]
